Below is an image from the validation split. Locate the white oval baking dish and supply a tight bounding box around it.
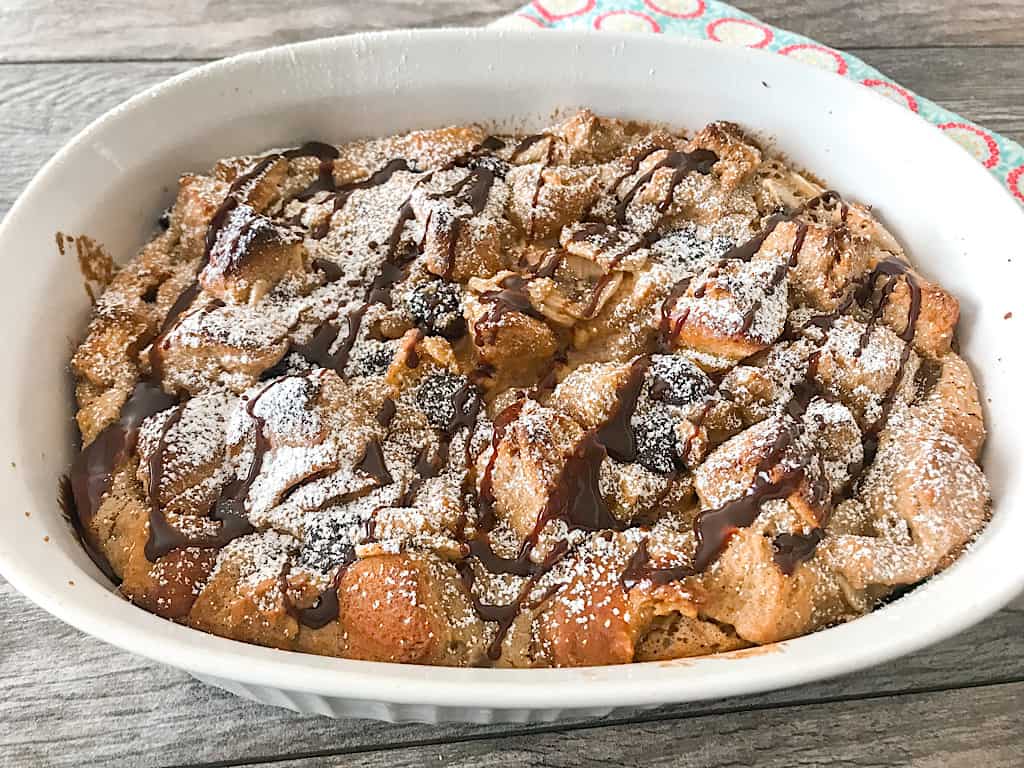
[0,29,1021,723]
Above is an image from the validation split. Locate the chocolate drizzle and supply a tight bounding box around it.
[772,528,825,575]
[524,137,555,238]
[594,357,647,463]
[158,281,201,335]
[58,476,119,584]
[395,373,484,513]
[476,401,525,532]
[376,397,397,428]
[620,538,682,587]
[720,213,791,263]
[545,435,627,533]
[430,158,505,277]
[65,121,942,665]
[509,133,551,161]
[203,156,280,260]
[660,196,821,350]
[574,147,720,323]
[457,540,569,660]
[65,139,439,581]
[459,359,652,655]
[296,568,345,629]
[291,305,368,378]
[447,162,502,216]
[622,356,822,588]
[629,235,927,584]
[311,158,419,240]
[311,151,411,205]
[355,438,393,487]
[290,138,511,373]
[477,359,646,546]
[285,141,342,198]
[855,258,922,352]
[147,280,206,379]
[614,148,718,225]
[144,382,282,561]
[294,136,514,383]
[280,535,356,629]
[738,220,809,334]
[532,249,565,279]
[63,381,177,580]
[570,221,614,243]
[473,274,546,345]
[854,259,922,465]
[692,359,821,564]
[578,226,659,320]
[444,381,483,436]
[479,136,507,153]
[150,146,334,376]
[397,445,442,509]
[63,150,293,576]
[313,258,343,282]
[659,276,693,350]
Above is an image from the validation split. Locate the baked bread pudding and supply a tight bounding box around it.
[63,111,991,667]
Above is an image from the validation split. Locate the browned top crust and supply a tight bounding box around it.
[66,109,990,668]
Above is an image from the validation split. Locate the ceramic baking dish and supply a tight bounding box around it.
[0,29,1021,722]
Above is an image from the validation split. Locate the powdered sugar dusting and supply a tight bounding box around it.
[69,111,991,669]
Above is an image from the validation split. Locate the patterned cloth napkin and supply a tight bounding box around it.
[493,0,1024,206]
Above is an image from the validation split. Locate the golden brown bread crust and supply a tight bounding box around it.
[66,111,991,668]
[336,554,442,663]
[539,573,642,667]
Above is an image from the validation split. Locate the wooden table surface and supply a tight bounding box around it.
[1,2,1021,766]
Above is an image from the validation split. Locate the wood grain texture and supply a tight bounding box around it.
[0,0,1022,61]
[0,62,191,217]
[0,0,524,62]
[737,0,1024,48]
[257,684,1024,768]
[0,575,1021,768]
[0,2,1022,767]
[1,47,1021,220]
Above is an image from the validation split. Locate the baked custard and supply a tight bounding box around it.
[63,111,991,667]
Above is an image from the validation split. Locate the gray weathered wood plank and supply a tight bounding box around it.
[252,683,1024,768]
[2,46,1021,221]
[0,0,1022,62]
[0,61,192,217]
[1,575,1021,768]
[0,0,523,62]
[738,0,1024,48]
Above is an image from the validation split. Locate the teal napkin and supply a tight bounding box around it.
[494,0,1024,206]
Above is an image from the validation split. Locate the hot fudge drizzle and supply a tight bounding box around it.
[61,121,947,669]
[626,203,926,585]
